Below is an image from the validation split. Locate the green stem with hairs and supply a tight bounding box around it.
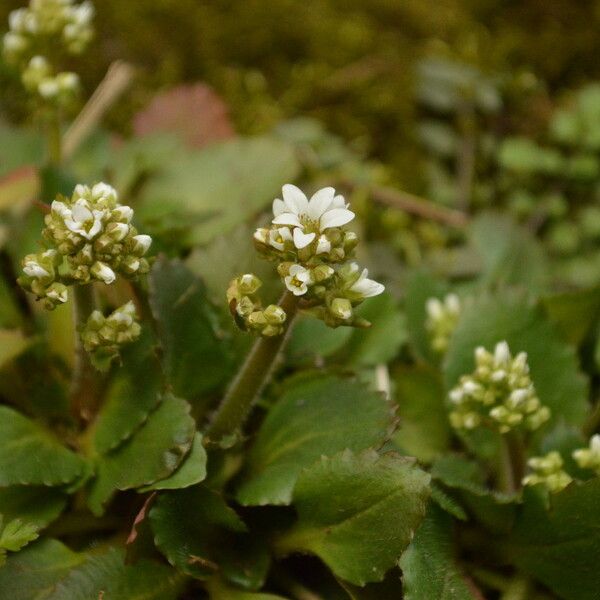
[205,291,298,444]
[70,284,99,423]
[496,431,526,494]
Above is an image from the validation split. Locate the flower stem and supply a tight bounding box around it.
[70,284,99,423]
[496,432,526,494]
[205,291,298,445]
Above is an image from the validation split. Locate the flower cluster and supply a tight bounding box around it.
[18,182,152,308]
[449,341,550,434]
[3,0,94,105]
[80,301,141,371]
[572,434,600,475]
[19,248,68,309]
[242,184,384,333]
[227,274,287,337]
[425,293,461,353]
[522,451,572,493]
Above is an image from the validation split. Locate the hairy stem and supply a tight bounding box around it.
[496,432,526,494]
[70,284,99,423]
[205,291,298,444]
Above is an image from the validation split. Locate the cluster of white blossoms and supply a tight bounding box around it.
[522,451,573,493]
[425,293,461,353]
[18,182,152,307]
[227,274,287,338]
[572,434,600,475]
[238,184,384,334]
[80,301,141,370]
[449,341,551,434]
[3,0,94,105]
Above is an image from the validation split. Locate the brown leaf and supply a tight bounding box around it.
[133,84,235,149]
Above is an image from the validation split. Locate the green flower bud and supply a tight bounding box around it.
[522,451,572,493]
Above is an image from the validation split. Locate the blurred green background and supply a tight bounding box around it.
[3,0,600,189]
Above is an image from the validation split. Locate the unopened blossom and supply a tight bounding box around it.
[573,434,600,475]
[425,293,461,353]
[522,451,572,493]
[18,248,68,309]
[449,341,550,434]
[81,301,141,370]
[3,0,94,65]
[42,182,152,285]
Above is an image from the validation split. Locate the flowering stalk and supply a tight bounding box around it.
[69,283,98,422]
[206,291,298,445]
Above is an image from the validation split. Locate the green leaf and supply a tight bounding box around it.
[345,293,407,367]
[44,547,185,600]
[0,405,88,487]
[507,480,600,600]
[206,579,289,600]
[400,505,479,600]
[137,135,300,245]
[286,316,352,366]
[430,484,468,522]
[444,293,589,426]
[431,455,516,534]
[282,449,430,585]
[149,257,234,401]
[87,395,195,515]
[469,213,547,290]
[92,331,163,454]
[404,270,447,362]
[541,285,600,345]
[392,365,451,463]
[0,486,66,528]
[149,485,246,580]
[139,432,207,492]
[236,373,394,506]
[0,539,84,600]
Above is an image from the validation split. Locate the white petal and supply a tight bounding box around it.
[72,202,93,223]
[272,198,286,217]
[24,263,50,278]
[273,213,302,228]
[293,228,316,249]
[284,275,308,296]
[307,187,335,220]
[289,264,308,276]
[319,208,355,230]
[282,184,308,215]
[351,271,385,298]
[332,194,348,209]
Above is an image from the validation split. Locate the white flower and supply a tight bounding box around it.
[349,267,385,298]
[23,259,50,279]
[284,264,312,296]
[59,199,106,240]
[131,234,152,255]
[91,261,116,284]
[272,185,355,249]
[268,227,292,251]
[110,301,136,327]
